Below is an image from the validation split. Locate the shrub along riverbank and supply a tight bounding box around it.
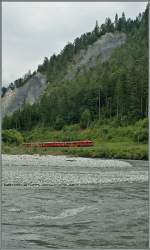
[2,118,148,160]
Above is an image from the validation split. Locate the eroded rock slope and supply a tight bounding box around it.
[2,72,47,117]
[2,32,127,117]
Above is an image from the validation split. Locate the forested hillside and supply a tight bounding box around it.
[2,6,148,131]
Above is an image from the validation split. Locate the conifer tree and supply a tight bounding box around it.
[94,20,99,37]
[114,14,119,30]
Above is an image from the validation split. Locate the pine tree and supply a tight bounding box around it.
[114,14,118,30]
[105,18,114,32]
[121,12,126,32]
[94,20,99,37]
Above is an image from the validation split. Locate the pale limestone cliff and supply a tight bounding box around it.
[2,32,127,117]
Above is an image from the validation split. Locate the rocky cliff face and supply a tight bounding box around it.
[65,32,127,80]
[2,32,127,117]
[2,72,47,117]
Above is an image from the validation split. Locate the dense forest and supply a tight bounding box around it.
[2,6,148,131]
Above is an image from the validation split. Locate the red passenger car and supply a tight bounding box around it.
[23,140,94,148]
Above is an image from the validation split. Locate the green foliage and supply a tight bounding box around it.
[80,109,92,129]
[2,119,148,160]
[62,124,80,132]
[132,129,148,143]
[54,115,65,130]
[2,130,24,145]
[2,104,41,130]
[2,7,148,132]
[135,118,148,129]
[1,86,7,97]
[22,117,148,144]
[132,118,148,143]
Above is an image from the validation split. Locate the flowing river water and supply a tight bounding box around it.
[2,155,149,249]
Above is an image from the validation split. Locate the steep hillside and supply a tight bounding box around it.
[65,32,126,81]
[2,72,47,117]
[2,6,148,130]
[2,32,126,117]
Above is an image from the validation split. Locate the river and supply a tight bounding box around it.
[2,155,149,249]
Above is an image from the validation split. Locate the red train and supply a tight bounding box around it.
[23,140,94,148]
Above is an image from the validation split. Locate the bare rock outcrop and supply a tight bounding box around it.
[65,32,127,80]
[2,32,127,117]
[2,72,47,117]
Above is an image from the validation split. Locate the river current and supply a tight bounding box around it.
[2,155,149,249]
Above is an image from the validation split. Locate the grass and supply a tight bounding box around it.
[2,118,148,160]
[2,142,148,160]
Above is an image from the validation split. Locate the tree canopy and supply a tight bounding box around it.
[2,6,148,131]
